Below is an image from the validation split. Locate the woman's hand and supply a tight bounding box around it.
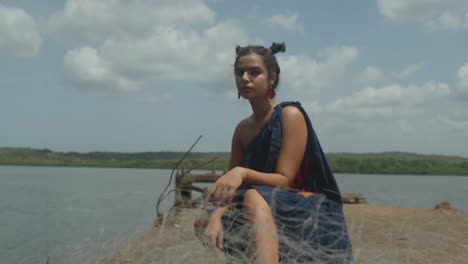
[203,215,225,250]
[205,166,247,205]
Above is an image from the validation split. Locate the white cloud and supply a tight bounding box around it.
[326,81,450,119]
[49,0,251,93]
[279,46,359,98]
[100,21,248,82]
[0,4,42,58]
[356,66,383,83]
[377,0,468,30]
[63,21,249,93]
[265,12,304,32]
[394,62,424,78]
[64,46,141,93]
[302,101,321,115]
[436,114,468,130]
[456,61,468,96]
[356,63,423,84]
[47,0,215,42]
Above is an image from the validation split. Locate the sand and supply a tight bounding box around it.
[98,204,468,264]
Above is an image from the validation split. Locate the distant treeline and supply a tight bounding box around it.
[1,147,468,176]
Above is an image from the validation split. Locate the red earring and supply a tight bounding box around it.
[267,87,276,98]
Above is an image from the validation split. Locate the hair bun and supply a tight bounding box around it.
[235,45,241,55]
[269,42,286,55]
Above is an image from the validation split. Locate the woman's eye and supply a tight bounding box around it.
[249,69,260,76]
[235,68,261,77]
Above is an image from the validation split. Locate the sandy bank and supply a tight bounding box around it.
[98,204,468,264]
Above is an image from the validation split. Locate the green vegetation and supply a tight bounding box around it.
[327,152,468,175]
[0,147,230,170]
[1,147,468,175]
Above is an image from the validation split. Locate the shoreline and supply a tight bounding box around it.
[2,147,468,176]
[1,164,468,177]
[97,204,468,264]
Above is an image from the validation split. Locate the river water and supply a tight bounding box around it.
[0,166,467,263]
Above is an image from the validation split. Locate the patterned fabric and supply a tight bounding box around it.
[222,101,353,263]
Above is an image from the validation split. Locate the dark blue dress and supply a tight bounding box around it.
[221,102,353,263]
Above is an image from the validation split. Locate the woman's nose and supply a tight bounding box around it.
[241,72,250,82]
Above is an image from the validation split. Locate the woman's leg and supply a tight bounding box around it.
[243,189,279,264]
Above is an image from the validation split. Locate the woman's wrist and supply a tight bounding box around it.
[234,166,249,182]
[211,206,230,219]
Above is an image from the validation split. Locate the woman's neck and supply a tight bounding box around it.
[249,98,277,123]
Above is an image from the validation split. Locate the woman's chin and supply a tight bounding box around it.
[239,92,262,100]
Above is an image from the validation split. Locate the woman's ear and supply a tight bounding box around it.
[270,72,277,86]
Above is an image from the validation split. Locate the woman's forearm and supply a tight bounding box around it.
[241,167,290,188]
[211,205,230,219]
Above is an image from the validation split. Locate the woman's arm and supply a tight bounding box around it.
[208,122,244,214]
[207,106,308,202]
[233,106,307,187]
[202,109,308,249]
[260,106,307,188]
[229,122,244,170]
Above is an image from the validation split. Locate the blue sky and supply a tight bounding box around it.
[1,0,468,156]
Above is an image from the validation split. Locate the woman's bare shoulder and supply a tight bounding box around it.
[282,105,306,124]
[234,115,253,133]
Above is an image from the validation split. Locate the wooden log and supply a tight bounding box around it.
[342,193,367,204]
[178,172,221,184]
[175,171,222,207]
[183,185,206,193]
[175,171,368,207]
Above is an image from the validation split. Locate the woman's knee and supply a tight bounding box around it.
[243,189,271,216]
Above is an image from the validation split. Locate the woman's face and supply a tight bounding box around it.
[235,53,273,100]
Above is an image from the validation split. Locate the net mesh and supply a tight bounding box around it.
[89,192,468,264]
[93,188,354,264]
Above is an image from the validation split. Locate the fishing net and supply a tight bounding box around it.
[91,179,468,264]
[92,184,354,264]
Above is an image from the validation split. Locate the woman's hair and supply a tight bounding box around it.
[234,42,286,90]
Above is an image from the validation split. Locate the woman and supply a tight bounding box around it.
[200,43,353,263]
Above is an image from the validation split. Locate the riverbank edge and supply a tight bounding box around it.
[1,163,468,177]
[2,147,468,176]
[97,203,468,264]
